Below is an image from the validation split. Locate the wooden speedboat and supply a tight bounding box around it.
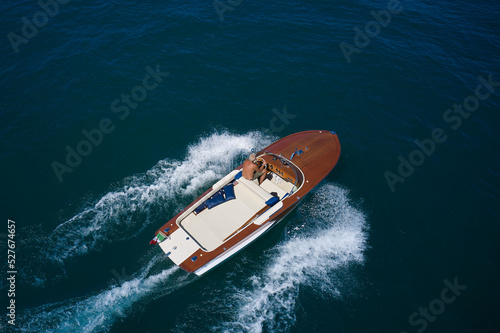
[149,130,341,275]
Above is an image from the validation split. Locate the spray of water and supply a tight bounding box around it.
[20,130,275,286]
[18,183,367,333]
[218,183,368,332]
[18,255,189,333]
[16,132,367,333]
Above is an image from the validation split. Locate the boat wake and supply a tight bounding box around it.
[18,254,190,333]
[20,130,275,287]
[18,183,367,333]
[215,183,368,332]
[14,130,367,333]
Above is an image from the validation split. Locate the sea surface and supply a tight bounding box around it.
[1,0,499,332]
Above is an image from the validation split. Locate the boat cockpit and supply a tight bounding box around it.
[175,152,304,252]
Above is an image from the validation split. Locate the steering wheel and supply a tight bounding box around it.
[256,157,268,169]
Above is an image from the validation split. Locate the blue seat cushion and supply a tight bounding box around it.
[265,196,279,207]
[193,203,206,215]
[205,191,226,209]
[223,184,236,201]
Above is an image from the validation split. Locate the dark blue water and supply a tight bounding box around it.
[1,0,499,332]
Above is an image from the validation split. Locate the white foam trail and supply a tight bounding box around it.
[29,131,275,268]
[219,183,368,332]
[19,256,188,333]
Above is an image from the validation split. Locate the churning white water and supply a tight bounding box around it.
[218,183,368,332]
[20,131,275,287]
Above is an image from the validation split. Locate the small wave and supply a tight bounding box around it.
[18,255,188,333]
[218,183,369,333]
[21,130,275,286]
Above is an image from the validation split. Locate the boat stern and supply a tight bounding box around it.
[158,228,200,266]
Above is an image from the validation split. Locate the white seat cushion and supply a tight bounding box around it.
[238,178,273,202]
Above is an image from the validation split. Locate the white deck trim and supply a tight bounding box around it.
[192,201,283,275]
[193,220,276,276]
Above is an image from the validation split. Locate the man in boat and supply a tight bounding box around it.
[242,153,268,184]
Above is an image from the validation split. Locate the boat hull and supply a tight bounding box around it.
[151,130,341,275]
